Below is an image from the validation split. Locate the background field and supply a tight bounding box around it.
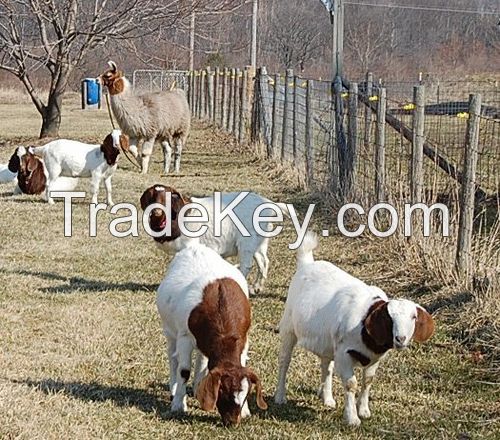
[0,97,498,439]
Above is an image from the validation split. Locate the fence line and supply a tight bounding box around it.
[187,66,500,284]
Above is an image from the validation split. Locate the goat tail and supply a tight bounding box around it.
[296,231,318,267]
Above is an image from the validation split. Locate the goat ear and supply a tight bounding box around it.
[246,369,268,410]
[196,369,221,412]
[26,155,39,173]
[119,134,129,151]
[140,187,156,210]
[413,306,435,342]
[8,151,20,173]
[108,60,117,72]
[364,301,393,346]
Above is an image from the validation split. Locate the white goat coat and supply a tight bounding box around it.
[157,239,249,341]
[32,140,114,178]
[281,257,388,359]
[0,164,17,184]
[159,192,285,257]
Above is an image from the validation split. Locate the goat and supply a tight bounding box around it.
[0,149,19,185]
[156,237,267,425]
[30,130,129,205]
[7,146,77,196]
[274,232,435,426]
[100,61,190,175]
[140,184,289,294]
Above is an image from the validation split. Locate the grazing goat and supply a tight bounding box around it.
[157,237,267,425]
[7,146,77,196]
[274,232,435,427]
[140,184,289,294]
[100,61,190,175]
[30,130,129,205]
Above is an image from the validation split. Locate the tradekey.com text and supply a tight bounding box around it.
[52,191,450,249]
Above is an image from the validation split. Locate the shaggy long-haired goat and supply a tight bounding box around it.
[274,232,435,427]
[100,61,190,175]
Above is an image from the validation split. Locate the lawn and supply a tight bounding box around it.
[0,95,498,439]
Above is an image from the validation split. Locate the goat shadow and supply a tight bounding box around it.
[15,378,291,424]
[0,268,158,294]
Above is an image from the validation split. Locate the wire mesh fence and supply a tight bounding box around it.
[132,69,189,94]
[189,66,500,283]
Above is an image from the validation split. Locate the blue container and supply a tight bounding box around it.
[84,79,100,105]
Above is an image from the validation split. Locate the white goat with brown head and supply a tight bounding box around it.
[100,61,190,175]
[275,232,435,427]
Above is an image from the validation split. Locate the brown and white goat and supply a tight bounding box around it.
[275,232,435,426]
[7,146,77,196]
[156,238,267,425]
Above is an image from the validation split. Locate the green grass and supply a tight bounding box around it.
[0,97,499,439]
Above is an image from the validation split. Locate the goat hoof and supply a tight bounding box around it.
[170,402,187,413]
[323,397,337,409]
[344,415,361,427]
[357,406,371,419]
[274,394,287,405]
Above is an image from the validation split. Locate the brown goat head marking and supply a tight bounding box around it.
[119,134,130,152]
[363,300,393,351]
[100,133,120,166]
[139,185,191,242]
[245,368,268,410]
[196,366,267,426]
[196,368,221,412]
[18,150,46,195]
[413,306,435,342]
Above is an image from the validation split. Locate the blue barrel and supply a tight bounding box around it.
[84,78,101,105]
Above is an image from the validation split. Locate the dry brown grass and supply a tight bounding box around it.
[0,93,499,439]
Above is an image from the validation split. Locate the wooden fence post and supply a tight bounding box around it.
[239,69,248,143]
[456,93,482,281]
[281,69,293,162]
[213,67,220,123]
[375,87,387,203]
[364,72,373,150]
[222,68,228,128]
[292,75,299,167]
[206,67,213,121]
[196,71,202,119]
[227,68,235,131]
[189,71,195,113]
[411,85,425,203]
[200,70,206,119]
[270,74,279,158]
[305,79,314,188]
[233,68,240,134]
[345,82,358,200]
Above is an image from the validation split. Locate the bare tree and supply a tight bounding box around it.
[264,5,323,72]
[0,0,196,138]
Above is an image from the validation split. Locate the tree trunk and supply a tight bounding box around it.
[40,92,63,138]
[39,66,69,139]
